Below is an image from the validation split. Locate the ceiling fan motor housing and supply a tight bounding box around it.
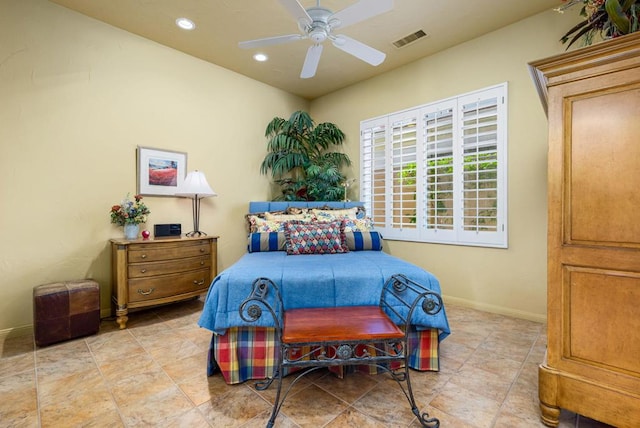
[304,7,336,43]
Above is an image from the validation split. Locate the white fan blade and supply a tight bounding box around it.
[330,0,393,29]
[300,44,323,79]
[238,34,303,49]
[332,35,385,66]
[278,0,312,27]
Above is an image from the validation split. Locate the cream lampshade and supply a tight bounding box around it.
[175,170,217,237]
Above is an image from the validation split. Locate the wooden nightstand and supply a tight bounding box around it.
[110,236,218,329]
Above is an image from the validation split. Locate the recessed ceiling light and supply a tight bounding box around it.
[175,18,195,31]
[253,53,268,62]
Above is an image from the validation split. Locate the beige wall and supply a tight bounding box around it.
[0,0,308,332]
[310,9,582,322]
[0,0,583,333]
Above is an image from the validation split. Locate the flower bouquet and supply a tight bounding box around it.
[110,194,150,226]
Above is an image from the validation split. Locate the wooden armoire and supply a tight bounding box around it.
[529,33,640,427]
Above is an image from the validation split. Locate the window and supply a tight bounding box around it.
[360,83,507,248]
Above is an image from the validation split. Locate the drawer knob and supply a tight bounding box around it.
[140,269,147,273]
[200,261,204,265]
[141,254,147,259]
[193,279,205,286]
[199,248,205,253]
[137,288,155,296]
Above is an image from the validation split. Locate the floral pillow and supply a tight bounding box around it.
[248,216,285,233]
[284,220,348,255]
[311,207,359,221]
[343,217,374,232]
[264,211,315,222]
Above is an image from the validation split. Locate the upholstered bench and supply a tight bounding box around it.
[33,279,100,346]
[240,275,443,428]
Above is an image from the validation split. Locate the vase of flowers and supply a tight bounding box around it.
[110,194,151,239]
[557,0,640,48]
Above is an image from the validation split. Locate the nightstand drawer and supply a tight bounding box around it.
[128,241,210,263]
[127,256,210,278]
[128,269,210,302]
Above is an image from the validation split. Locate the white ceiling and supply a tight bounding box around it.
[49,0,562,100]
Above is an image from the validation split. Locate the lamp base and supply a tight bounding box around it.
[186,230,208,237]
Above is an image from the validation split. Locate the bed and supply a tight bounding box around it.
[198,201,450,384]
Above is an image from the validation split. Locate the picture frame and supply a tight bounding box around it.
[137,146,187,196]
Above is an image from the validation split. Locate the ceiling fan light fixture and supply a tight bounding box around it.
[175,17,196,31]
[309,27,327,43]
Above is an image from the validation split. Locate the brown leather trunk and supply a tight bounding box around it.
[33,279,100,346]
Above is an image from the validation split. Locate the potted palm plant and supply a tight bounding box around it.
[260,110,351,201]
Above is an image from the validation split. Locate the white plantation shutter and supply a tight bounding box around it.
[457,87,505,246]
[388,111,419,239]
[360,83,507,248]
[421,101,456,243]
[360,118,388,229]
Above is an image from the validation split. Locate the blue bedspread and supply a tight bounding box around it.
[198,251,450,341]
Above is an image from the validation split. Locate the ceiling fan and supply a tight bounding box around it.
[238,0,394,79]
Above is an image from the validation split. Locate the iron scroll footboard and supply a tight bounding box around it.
[239,274,443,428]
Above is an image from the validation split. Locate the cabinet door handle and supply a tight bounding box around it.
[140,268,147,273]
[141,254,147,259]
[199,248,205,253]
[137,288,155,295]
[200,261,204,265]
[193,280,205,286]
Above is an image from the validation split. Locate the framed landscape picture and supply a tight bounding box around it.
[137,146,187,196]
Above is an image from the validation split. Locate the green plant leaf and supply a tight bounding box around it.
[260,110,351,201]
[606,0,631,34]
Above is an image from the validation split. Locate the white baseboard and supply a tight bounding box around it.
[442,295,547,324]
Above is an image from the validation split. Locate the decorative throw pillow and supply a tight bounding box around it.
[343,217,375,232]
[311,207,359,221]
[264,211,315,222]
[247,232,286,252]
[248,216,285,233]
[344,231,383,251]
[245,211,286,232]
[284,220,349,255]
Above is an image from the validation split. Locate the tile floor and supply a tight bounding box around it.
[0,298,614,427]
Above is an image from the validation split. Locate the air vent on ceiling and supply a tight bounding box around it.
[392,30,428,48]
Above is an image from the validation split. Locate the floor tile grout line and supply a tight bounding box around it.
[428,313,521,428]
[32,334,42,428]
[84,334,128,427]
[488,325,546,428]
[123,315,211,427]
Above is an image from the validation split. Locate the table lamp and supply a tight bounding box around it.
[176,170,217,237]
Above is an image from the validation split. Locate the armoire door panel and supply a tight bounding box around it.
[564,267,640,377]
[568,87,640,246]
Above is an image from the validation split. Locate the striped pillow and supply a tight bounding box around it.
[247,232,286,252]
[344,231,383,251]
